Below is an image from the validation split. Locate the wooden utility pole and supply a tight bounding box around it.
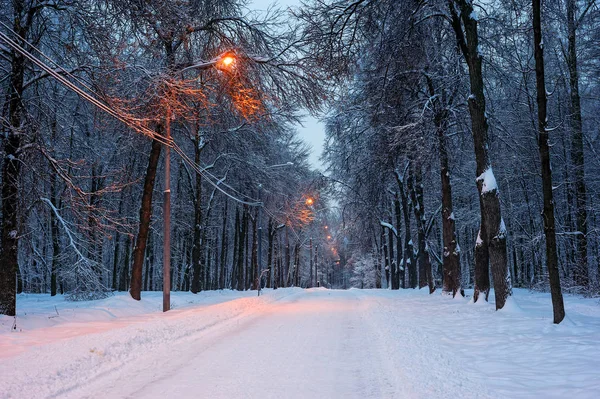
[163,106,172,312]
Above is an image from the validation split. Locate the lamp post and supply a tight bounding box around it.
[162,52,236,312]
[163,105,172,312]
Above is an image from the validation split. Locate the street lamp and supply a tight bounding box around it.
[163,52,236,312]
[220,55,235,67]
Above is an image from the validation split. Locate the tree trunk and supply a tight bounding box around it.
[119,236,131,292]
[235,206,247,290]
[294,242,300,287]
[111,194,124,291]
[394,195,404,289]
[49,161,61,297]
[388,224,396,289]
[244,211,250,290]
[449,0,511,308]
[566,0,588,287]
[130,137,162,300]
[309,237,314,288]
[314,245,319,286]
[232,207,240,289]
[396,171,417,288]
[0,0,29,316]
[373,230,382,289]
[382,226,390,286]
[219,203,228,289]
[273,236,280,289]
[266,218,274,288]
[533,0,565,323]
[426,76,462,297]
[285,227,291,287]
[251,209,259,290]
[409,165,435,293]
[191,137,204,293]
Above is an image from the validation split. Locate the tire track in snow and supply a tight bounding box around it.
[1,289,305,399]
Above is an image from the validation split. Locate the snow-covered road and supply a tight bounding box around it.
[104,289,400,399]
[1,288,600,398]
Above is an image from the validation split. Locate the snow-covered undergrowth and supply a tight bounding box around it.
[0,288,598,398]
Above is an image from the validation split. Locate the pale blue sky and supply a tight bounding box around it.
[249,0,326,170]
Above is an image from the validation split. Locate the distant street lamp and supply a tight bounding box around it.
[305,197,314,206]
[163,52,236,312]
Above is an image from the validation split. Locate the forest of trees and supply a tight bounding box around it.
[299,0,599,322]
[1,0,599,324]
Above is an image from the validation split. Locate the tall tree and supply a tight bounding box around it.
[448,0,512,309]
[565,0,589,287]
[533,0,565,323]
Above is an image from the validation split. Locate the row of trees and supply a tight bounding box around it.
[0,0,340,315]
[300,0,599,323]
[2,0,598,326]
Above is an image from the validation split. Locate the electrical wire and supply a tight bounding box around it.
[0,26,266,208]
[0,30,171,146]
[1,25,312,240]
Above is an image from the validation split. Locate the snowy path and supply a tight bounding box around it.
[1,288,600,398]
[95,289,401,399]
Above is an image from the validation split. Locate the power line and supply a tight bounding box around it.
[0,26,264,208]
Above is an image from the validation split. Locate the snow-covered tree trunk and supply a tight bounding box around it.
[382,226,390,286]
[394,194,404,289]
[426,75,462,297]
[449,0,512,309]
[396,170,417,288]
[388,222,396,289]
[409,165,434,293]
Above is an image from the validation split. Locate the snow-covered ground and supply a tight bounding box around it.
[1,288,599,398]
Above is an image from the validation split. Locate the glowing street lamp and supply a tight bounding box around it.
[220,55,235,68]
[163,51,237,312]
[179,51,236,74]
[305,197,314,206]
